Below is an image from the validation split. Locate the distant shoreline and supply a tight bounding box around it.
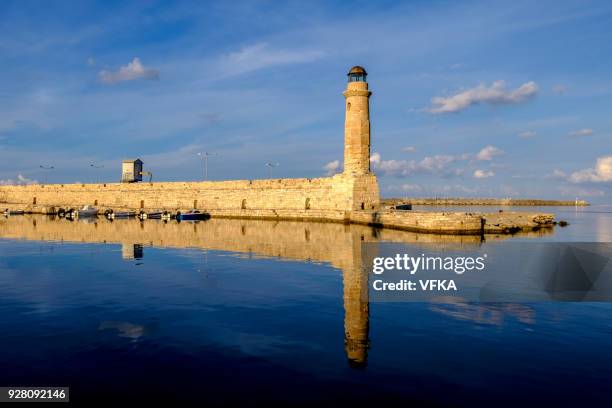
[383,198,590,206]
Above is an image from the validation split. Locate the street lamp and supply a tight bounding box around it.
[90,163,104,183]
[265,162,279,179]
[39,165,54,185]
[197,152,218,180]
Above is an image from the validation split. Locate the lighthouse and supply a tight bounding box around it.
[340,66,380,211]
[343,66,372,175]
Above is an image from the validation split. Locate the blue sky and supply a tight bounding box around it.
[1,0,611,202]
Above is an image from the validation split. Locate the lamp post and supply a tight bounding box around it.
[39,165,54,185]
[90,163,104,184]
[265,162,279,179]
[197,152,218,180]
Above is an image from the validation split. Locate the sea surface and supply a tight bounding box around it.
[0,206,611,405]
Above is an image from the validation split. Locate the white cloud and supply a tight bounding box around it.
[323,160,341,176]
[401,146,416,152]
[550,169,567,179]
[569,128,594,137]
[372,146,501,178]
[0,174,38,185]
[569,156,612,183]
[428,80,538,114]
[99,57,160,84]
[370,152,466,177]
[476,145,503,161]
[518,130,537,138]
[473,169,494,178]
[370,152,381,166]
[218,43,323,77]
[86,57,95,66]
[435,184,479,195]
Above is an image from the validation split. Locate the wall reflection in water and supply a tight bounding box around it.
[0,215,549,367]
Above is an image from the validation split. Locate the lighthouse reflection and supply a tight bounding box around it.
[0,215,548,368]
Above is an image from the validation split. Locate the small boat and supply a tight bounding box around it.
[105,210,135,220]
[112,211,136,219]
[76,205,98,218]
[143,211,170,220]
[3,209,25,216]
[176,210,210,221]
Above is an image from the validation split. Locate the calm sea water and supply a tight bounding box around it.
[0,207,611,405]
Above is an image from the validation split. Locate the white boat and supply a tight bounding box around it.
[76,205,98,217]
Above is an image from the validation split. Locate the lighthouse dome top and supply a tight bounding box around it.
[347,66,367,82]
[348,66,367,75]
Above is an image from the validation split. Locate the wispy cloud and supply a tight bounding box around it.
[428,80,538,114]
[548,169,567,179]
[401,146,416,153]
[518,130,537,139]
[568,128,594,137]
[387,183,482,195]
[371,152,467,178]
[217,43,324,77]
[387,183,423,194]
[399,183,423,192]
[99,58,160,84]
[449,62,466,70]
[569,156,612,183]
[0,174,38,185]
[559,186,605,197]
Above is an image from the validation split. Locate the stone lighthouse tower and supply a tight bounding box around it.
[344,66,372,175]
[341,66,380,210]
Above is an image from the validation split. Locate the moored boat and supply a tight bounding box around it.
[176,210,210,221]
[76,205,98,218]
[143,211,170,220]
[111,211,136,219]
[105,209,136,219]
[3,209,25,216]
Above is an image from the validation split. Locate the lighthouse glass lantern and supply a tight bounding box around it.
[347,66,367,82]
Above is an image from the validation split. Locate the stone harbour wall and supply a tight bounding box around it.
[0,173,379,213]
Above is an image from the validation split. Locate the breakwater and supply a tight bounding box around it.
[383,198,589,206]
[1,202,554,236]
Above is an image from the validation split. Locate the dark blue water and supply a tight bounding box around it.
[0,210,611,405]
